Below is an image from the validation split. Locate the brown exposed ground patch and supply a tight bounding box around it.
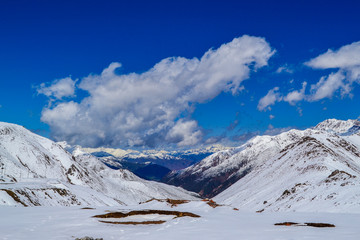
[93,209,200,225]
[141,198,190,207]
[275,222,335,228]
[274,222,298,226]
[81,207,95,210]
[0,189,28,206]
[304,222,335,228]
[202,199,222,208]
[93,209,200,219]
[99,220,166,225]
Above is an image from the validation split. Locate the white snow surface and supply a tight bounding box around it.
[211,119,360,212]
[0,122,198,207]
[1,201,360,240]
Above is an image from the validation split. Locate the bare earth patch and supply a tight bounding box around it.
[93,209,200,225]
[98,220,166,225]
[140,198,190,207]
[275,222,335,228]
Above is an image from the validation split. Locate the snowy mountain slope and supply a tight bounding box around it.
[163,129,307,197]
[70,149,199,204]
[164,118,360,207]
[313,119,360,134]
[0,122,198,206]
[214,131,360,212]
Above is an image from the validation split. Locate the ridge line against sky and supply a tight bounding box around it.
[0,0,360,149]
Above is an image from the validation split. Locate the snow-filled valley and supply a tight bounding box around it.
[1,119,360,239]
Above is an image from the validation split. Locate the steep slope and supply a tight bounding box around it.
[313,118,360,134]
[0,122,198,206]
[71,147,199,204]
[214,131,360,212]
[164,119,360,203]
[163,129,306,197]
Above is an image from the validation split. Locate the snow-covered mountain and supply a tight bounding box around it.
[215,120,360,212]
[165,119,360,212]
[78,144,230,170]
[0,122,198,207]
[163,129,305,197]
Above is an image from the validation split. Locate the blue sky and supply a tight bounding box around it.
[1,0,360,149]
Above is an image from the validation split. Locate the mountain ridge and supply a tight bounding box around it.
[164,118,360,213]
[0,122,198,207]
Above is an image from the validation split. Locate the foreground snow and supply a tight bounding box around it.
[1,201,360,240]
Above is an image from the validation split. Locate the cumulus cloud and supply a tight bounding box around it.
[37,77,77,100]
[40,35,274,147]
[165,120,203,147]
[309,71,348,101]
[305,41,360,101]
[305,41,360,69]
[283,81,307,105]
[258,81,307,114]
[257,87,282,111]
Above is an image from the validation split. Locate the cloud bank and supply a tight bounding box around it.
[39,35,274,148]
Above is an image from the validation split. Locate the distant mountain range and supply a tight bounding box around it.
[78,145,230,170]
[63,144,231,181]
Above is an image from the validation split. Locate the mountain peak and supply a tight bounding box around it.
[313,118,360,134]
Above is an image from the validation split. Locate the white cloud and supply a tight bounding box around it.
[261,40,360,112]
[40,35,274,147]
[276,64,293,74]
[309,71,348,101]
[283,81,307,105]
[257,87,282,111]
[269,114,275,120]
[165,119,203,147]
[305,41,360,101]
[37,77,77,100]
[305,41,360,69]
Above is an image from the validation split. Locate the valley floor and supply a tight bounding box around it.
[1,201,360,240]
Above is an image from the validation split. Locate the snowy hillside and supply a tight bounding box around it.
[215,132,360,212]
[164,129,306,197]
[165,119,360,213]
[0,122,198,206]
[213,119,360,212]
